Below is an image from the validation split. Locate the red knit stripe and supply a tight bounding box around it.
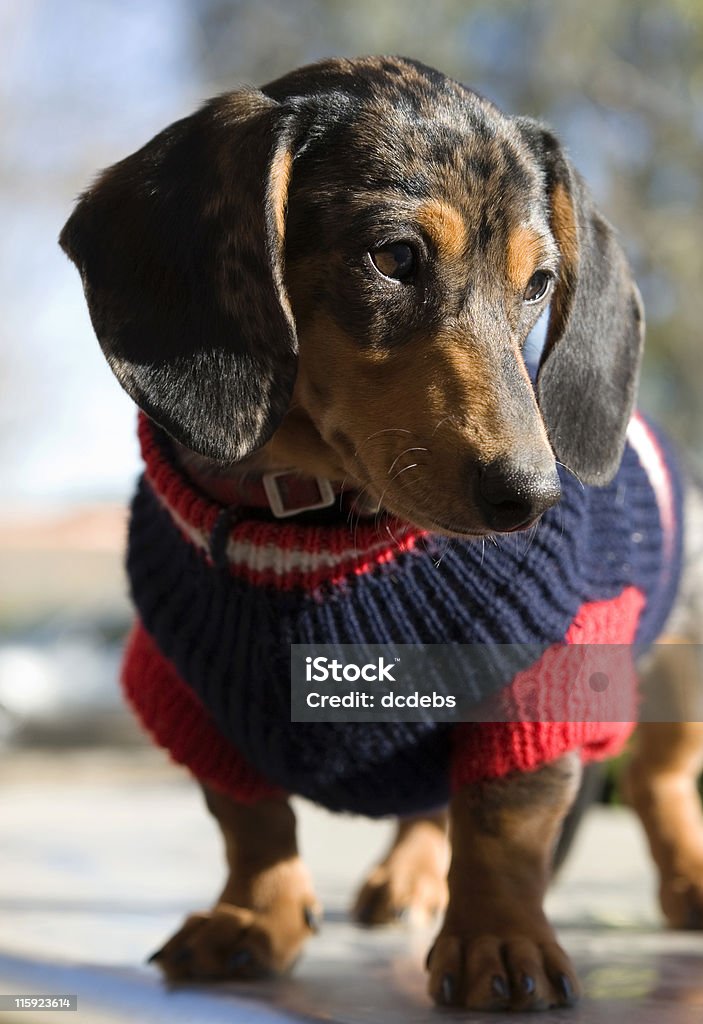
[122,622,282,803]
[450,586,644,787]
[138,413,220,536]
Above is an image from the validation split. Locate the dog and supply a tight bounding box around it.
[59,56,703,1012]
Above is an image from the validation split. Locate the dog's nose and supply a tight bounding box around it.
[478,457,561,532]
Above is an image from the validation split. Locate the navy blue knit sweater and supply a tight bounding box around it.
[123,413,684,817]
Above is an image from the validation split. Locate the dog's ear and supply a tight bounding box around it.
[59,91,298,462]
[517,119,644,486]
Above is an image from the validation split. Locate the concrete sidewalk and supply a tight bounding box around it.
[2,750,703,1023]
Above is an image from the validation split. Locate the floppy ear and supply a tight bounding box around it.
[517,120,644,486]
[59,90,298,462]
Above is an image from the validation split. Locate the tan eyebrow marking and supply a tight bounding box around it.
[269,148,293,243]
[416,200,467,262]
[550,182,578,271]
[506,224,552,289]
[544,183,579,326]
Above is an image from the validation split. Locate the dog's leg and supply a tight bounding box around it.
[150,787,321,981]
[427,753,582,1011]
[624,642,703,929]
[352,811,449,926]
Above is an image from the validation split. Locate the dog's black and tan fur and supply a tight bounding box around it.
[60,57,703,1012]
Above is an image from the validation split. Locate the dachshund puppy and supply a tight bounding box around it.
[60,56,701,1012]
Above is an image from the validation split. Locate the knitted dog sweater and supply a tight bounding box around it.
[123,413,684,817]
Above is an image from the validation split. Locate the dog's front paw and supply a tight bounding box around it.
[426,928,580,1011]
[149,900,320,982]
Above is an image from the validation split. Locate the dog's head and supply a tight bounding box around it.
[60,56,644,536]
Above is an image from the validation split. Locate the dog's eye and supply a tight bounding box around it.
[523,270,553,304]
[370,243,415,282]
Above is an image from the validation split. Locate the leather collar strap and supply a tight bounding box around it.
[245,470,338,518]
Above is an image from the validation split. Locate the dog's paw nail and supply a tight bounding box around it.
[395,906,410,922]
[491,974,509,1000]
[425,945,435,971]
[228,950,252,971]
[557,972,578,1005]
[521,973,536,995]
[304,905,321,933]
[440,973,455,1005]
[146,947,165,964]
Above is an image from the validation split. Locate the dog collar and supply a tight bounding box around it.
[141,413,381,523]
[183,462,380,521]
[197,469,341,518]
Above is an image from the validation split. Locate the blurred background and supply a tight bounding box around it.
[1,0,702,806]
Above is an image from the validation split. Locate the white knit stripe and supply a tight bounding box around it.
[150,486,213,557]
[626,413,675,560]
[222,531,413,574]
[148,476,415,576]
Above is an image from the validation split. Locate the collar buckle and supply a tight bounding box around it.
[262,471,337,519]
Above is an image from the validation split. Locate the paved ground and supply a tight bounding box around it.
[2,750,703,1023]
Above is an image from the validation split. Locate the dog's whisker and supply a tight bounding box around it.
[431,414,458,437]
[353,428,413,459]
[387,447,429,476]
[373,462,423,520]
[432,533,454,569]
[382,514,408,550]
[521,519,541,558]
[346,482,383,551]
[555,460,584,490]
[390,462,421,483]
